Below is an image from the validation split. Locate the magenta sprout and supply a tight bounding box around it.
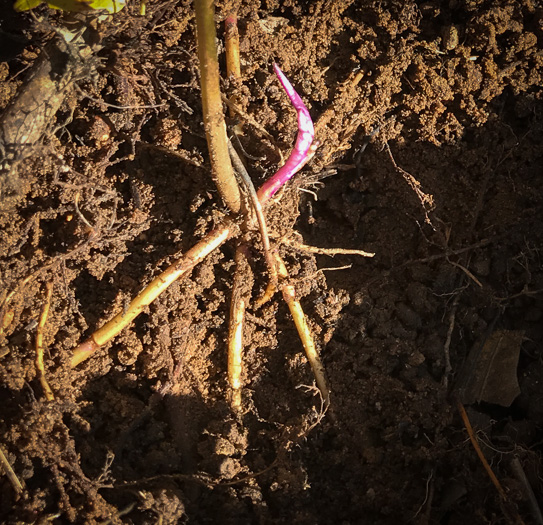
[256,64,315,204]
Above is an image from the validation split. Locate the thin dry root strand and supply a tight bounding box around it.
[0,446,24,494]
[284,235,375,258]
[456,399,506,499]
[227,244,252,410]
[35,281,55,401]
[228,140,279,289]
[385,143,434,222]
[457,399,527,524]
[71,222,236,367]
[275,254,330,408]
[1,273,36,334]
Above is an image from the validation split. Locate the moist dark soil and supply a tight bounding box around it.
[1,1,543,523]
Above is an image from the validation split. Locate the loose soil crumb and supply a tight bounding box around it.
[1,1,543,523]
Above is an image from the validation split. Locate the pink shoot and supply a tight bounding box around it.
[257,64,315,204]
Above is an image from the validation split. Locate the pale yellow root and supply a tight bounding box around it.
[275,254,330,407]
[254,280,278,309]
[225,14,241,80]
[225,14,242,120]
[228,298,244,409]
[228,245,251,410]
[284,235,375,258]
[35,282,54,401]
[72,222,236,367]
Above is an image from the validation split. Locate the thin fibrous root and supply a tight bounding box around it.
[385,142,434,223]
[456,398,506,500]
[228,244,252,410]
[275,254,330,408]
[35,281,55,401]
[71,222,236,367]
[284,235,375,258]
[0,446,24,494]
[228,139,278,289]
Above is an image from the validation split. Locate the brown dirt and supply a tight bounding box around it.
[1,0,543,523]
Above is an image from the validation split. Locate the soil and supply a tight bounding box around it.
[1,0,543,523]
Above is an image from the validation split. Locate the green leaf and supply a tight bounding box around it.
[14,0,125,13]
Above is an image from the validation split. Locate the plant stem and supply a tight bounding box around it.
[194,0,241,214]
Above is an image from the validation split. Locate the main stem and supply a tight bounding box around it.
[194,0,241,214]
